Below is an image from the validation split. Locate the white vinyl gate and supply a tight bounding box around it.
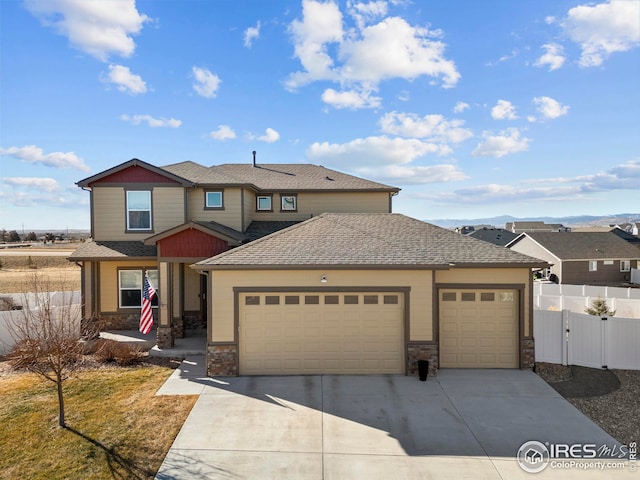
[533,310,640,370]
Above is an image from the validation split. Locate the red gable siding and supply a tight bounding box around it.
[158,228,229,258]
[91,166,179,185]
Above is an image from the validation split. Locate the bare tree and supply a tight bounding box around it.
[8,273,84,428]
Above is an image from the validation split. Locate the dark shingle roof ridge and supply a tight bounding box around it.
[192,220,248,242]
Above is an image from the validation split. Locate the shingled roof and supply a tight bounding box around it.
[162,162,398,192]
[510,232,640,260]
[69,241,157,260]
[194,213,547,270]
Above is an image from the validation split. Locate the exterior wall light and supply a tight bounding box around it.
[321,275,327,283]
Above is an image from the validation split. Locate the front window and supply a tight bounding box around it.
[119,269,158,308]
[257,195,272,211]
[589,261,598,272]
[280,194,297,212]
[126,191,151,230]
[205,191,223,209]
[621,260,631,272]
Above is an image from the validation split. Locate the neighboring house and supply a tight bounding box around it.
[505,221,570,233]
[507,232,640,286]
[69,158,399,348]
[572,226,640,247]
[468,227,518,247]
[193,213,547,376]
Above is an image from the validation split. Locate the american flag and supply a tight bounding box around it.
[139,272,156,334]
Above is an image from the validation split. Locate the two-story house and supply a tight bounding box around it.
[69,157,399,348]
[71,157,547,377]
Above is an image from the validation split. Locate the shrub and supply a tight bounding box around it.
[94,340,142,366]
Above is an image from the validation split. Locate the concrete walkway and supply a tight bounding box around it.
[155,361,634,479]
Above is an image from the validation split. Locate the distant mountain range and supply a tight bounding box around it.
[426,213,640,229]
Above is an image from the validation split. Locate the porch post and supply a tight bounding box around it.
[156,260,174,348]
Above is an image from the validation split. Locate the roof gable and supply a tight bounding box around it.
[77,158,192,187]
[195,213,547,269]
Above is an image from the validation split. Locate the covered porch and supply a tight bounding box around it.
[144,220,248,349]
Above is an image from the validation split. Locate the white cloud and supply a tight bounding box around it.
[532,96,570,120]
[308,136,447,168]
[287,0,344,86]
[534,43,566,71]
[379,111,473,144]
[120,114,181,128]
[24,0,149,62]
[192,66,221,98]
[563,0,640,67]
[321,88,381,109]
[338,16,460,87]
[491,100,518,120]
[244,21,261,48]
[361,164,468,185]
[287,1,460,108]
[472,128,530,158]
[0,145,90,172]
[2,177,60,192]
[104,64,147,94]
[257,128,281,143]
[347,0,388,29]
[209,125,237,141]
[307,135,465,184]
[453,101,469,113]
[422,159,640,205]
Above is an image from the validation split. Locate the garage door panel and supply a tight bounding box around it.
[440,288,518,369]
[239,292,403,375]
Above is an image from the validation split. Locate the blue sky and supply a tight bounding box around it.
[1,0,639,231]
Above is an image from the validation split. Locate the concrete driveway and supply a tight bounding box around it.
[155,363,632,479]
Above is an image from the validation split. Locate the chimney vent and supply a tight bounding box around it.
[252,150,257,167]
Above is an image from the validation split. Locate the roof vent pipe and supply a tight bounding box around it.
[252,150,257,167]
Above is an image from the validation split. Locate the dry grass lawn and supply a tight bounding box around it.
[0,364,197,480]
[0,255,80,293]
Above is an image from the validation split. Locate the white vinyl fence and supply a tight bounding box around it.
[534,309,640,370]
[534,283,640,319]
[0,291,81,355]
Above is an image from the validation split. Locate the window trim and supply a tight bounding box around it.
[620,260,631,272]
[256,194,273,212]
[117,268,158,309]
[280,194,297,212]
[204,190,224,210]
[125,190,152,232]
[589,260,598,272]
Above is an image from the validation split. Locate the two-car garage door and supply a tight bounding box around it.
[239,292,404,375]
[439,288,519,368]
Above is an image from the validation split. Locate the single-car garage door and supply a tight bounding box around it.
[239,292,404,375]
[439,289,519,368]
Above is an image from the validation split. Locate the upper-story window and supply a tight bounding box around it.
[256,195,272,211]
[126,190,152,231]
[620,260,631,272]
[205,190,224,209]
[280,194,297,212]
[589,260,597,272]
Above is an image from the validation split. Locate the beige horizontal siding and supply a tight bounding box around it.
[208,269,432,343]
[187,187,244,231]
